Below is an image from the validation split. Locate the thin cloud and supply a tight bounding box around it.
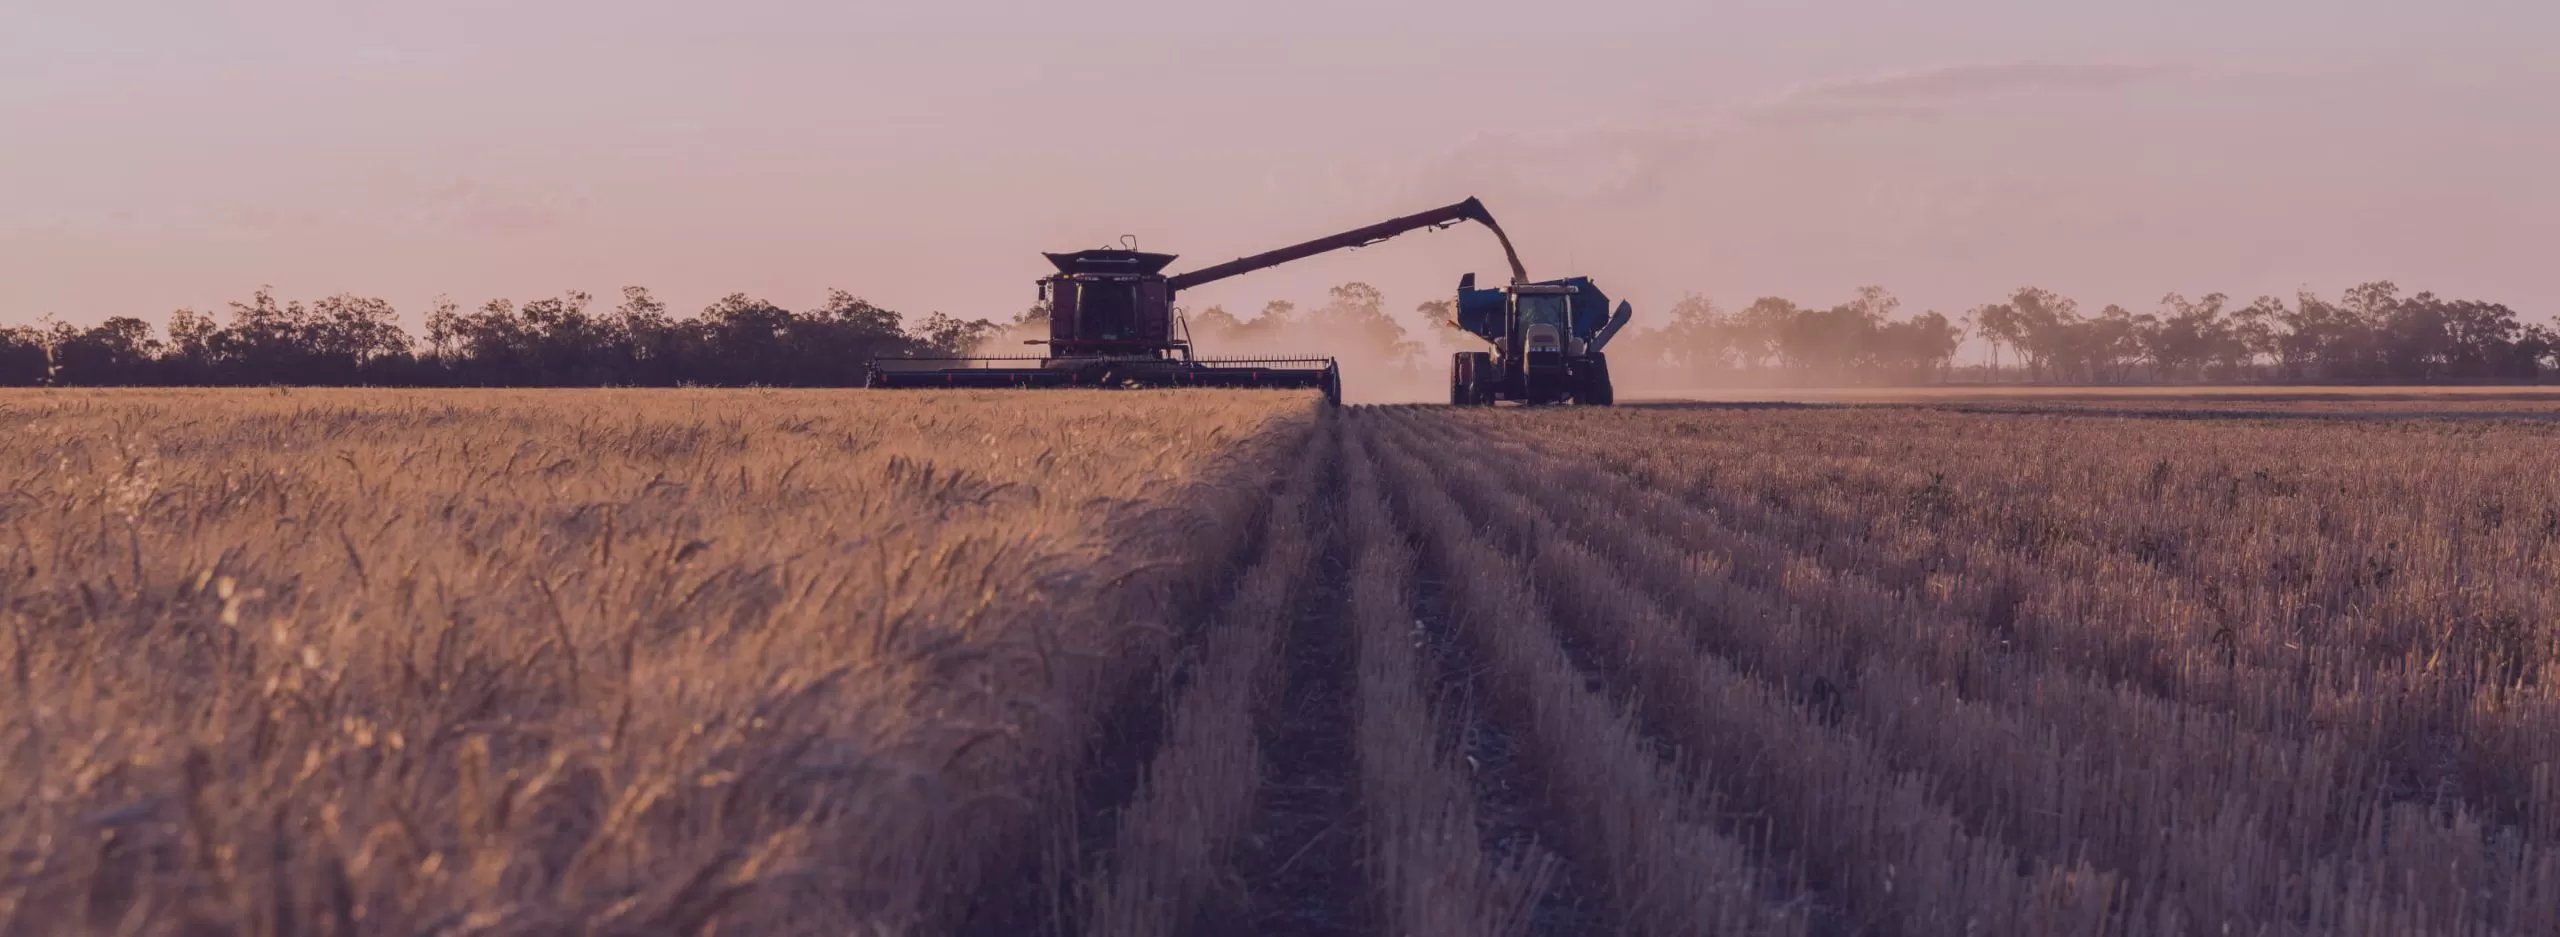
[423,179,584,237]
[1407,60,2175,213]
[1743,99,1943,129]
[1758,61,2171,122]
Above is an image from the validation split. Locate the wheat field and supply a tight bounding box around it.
[8,388,2560,936]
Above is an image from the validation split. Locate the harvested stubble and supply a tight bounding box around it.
[1353,408,1810,937]
[1075,413,1331,937]
[1368,410,2118,936]
[1418,402,2560,936]
[0,388,1314,936]
[1337,428,1554,937]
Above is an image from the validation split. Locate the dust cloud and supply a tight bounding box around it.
[1184,305,1461,405]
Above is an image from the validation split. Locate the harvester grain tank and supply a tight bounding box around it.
[1447,273,1632,406]
[866,197,1532,404]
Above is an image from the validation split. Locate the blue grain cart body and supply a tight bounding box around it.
[1454,273,1621,346]
[1447,272,1632,406]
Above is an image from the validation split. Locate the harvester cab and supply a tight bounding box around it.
[867,197,1534,405]
[1448,272,1632,406]
[1040,246,1177,353]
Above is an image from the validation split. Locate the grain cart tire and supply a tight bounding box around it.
[1452,352,1494,406]
[1579,354,1614,406]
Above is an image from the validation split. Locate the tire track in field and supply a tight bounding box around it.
[1409,564,1610,937]
[1339,427,1568,937]
[972,424,1330,937]
[1405,570,1603,937]
[957,426,1310,937]
[1348,408,1811,937]
[1215,425,1370,937]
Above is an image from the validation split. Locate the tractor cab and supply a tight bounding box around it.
[1509,283,1581,371]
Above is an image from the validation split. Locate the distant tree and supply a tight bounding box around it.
[1973,302,2018,381]
[1412,298,1459,343]
[1771,299,1873,378]
[313,294,410,363]
[0,325,45,385]
[2141,293,2229,381]
[509,290,605,385]
[1657,294,1733,371]
[1730,298,1798,372]
[1875,310,1962,382]
[1184,304,1238,349]
[163,308,218,383]
[423,295,465,362]
[2513,323,2557,380]
[694,293,796,385]
[49,317,162,385]
[1255,299,1297,326]
[10,276,2541,389]
[2006,287,2081,381]
[610,287,684,384]
[1312,282,1420,365]
[911,312,999,358]
[804,290,927,380]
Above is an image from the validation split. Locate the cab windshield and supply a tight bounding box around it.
[1080,281,1138,341]
[1516,293,1570,329]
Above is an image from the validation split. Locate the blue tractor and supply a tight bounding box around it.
[1448,273,1632,406]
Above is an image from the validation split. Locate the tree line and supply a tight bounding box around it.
[1622,281,2551,385]
[0,287,1000,387]
[6,278,2544,387]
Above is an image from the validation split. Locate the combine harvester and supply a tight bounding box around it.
[866,198,1533,404]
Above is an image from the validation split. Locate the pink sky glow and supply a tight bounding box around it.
[5,0,2554,338]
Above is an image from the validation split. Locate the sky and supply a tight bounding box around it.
[5,0,2555,344]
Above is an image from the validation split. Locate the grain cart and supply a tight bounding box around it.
[1447,273,1632,406]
